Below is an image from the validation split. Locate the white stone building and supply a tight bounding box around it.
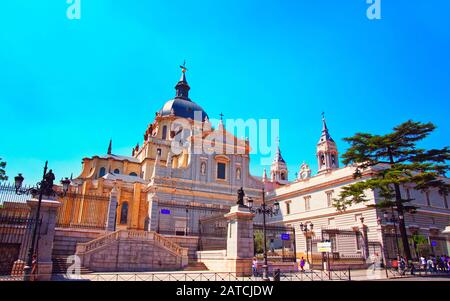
[264,116,450,265]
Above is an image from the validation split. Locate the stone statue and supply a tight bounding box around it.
[200,162,206,175]
[299,162,312,180]
[43,169,55,196]
[237,187,245,206]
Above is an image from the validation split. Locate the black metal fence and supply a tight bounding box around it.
[254,224,296,262]
[156,202,230,237]
[303,228,366,270]
[0,214,41,277]
[198,213,228,250]
[0,183,33,218]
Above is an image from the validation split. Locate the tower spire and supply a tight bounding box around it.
[175,61,190,100]
[107,139,112,155]
[319,112,334,144]
[317,113,339,174]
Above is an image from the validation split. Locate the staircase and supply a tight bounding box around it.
[75,230,190,272]
[183,260,208,271]
[52,256,93,274]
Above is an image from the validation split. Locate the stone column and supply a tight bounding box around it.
[27,198,61,281]
[224,205,255,276]
[106,186,118,232]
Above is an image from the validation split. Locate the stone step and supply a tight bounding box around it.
[183,261,208,271]
[52,256,93,274]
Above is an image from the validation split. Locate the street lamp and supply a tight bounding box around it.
[246,188,279,281]
[299,222,314,264]
[14,161,70,281]
[382,210,403,261]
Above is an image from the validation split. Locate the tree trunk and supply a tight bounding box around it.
[393,183,413,261]
[387,147,413,261]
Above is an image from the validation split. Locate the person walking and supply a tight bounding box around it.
[252,257,258,277]
[299,257,306,273]
[399,257,406,276]
[426,256,434,274]
[420,256,426,271]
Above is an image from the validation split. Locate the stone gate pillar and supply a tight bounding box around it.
[224,205,255,276]
[27,198,61,281]
[106,186,118,232]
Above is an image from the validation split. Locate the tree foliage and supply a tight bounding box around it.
[334,120,450,212]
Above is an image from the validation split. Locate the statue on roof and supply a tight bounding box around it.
[299,162,312,180]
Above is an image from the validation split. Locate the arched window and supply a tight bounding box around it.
[161,125,167,140]
[281,172,286,180]
[113,169,120,174]
[120,202,129,225]
[98,167,106,177]
[129,172,138,177]
[321,154,326,166]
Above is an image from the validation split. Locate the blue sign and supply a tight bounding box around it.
[160,209,171,215]
[281,233,290,241]
[431,241,437,247]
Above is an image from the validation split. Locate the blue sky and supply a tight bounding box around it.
[1,0,449,184]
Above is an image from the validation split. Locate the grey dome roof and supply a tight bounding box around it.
[160,98,208,121]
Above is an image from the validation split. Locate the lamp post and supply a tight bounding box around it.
[246,188,280,281]
[299,222,314,265]
[14,161,70,281]
[382,209,403,262]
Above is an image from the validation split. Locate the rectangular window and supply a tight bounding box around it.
[304,196,311,211]
[444,194,448,209]
[326,191,334,207]
[286,202,291,215]
[217,162,226,180]
[161,126,167,140]
[328,218,335,227]
[426,191,431,206]
[356,233,361,251]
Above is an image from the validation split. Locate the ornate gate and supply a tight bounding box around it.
[253,224,296,262]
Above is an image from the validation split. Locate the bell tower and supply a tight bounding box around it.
[317,113,339,174]
[270,140,288,182]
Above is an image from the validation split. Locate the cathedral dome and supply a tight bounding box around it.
[159,98,208,121]
[159,64,208,121]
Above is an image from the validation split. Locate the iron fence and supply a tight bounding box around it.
[198,213,228,250]
[55,192,110,230]
[0,214,41,277]
[0,183,32,218]
[156,202,230,237]
[254,224,296,262]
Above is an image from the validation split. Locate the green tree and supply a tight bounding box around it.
[0,158,7,181]
[334,120,449,261]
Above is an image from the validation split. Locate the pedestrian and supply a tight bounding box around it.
[31,254,38,281]
[399,257,406,275]
[300,257,306,272]
[392,258,399,272]
[252,257,258,277]
[427,257,434,274]
[371,253,377,271]
[420,256,426,270]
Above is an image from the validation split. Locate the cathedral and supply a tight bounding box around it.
[70,66,450,262]
[71,66,263,234]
